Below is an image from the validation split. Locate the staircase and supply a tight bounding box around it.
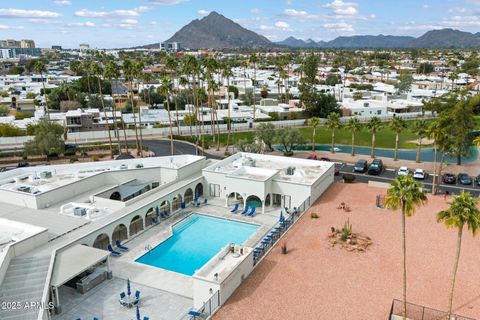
[0,255,51,320]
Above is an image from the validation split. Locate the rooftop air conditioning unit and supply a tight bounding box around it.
[286,166,296,175]
[73,207,87,217]
[40,171,52,179]
[363,102,370,108]
[135,163,144,169]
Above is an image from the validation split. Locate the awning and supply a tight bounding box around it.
[51,244,110,288]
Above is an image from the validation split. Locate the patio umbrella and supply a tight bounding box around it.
[279,211,285,224]
[155,206,159,217]
[127,278,131,297]
[136,305,141,320]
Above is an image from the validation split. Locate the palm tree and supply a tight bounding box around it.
[426,120,443,194]
[366,116,382,158]
[325,113,342,154]
[250,53,258,121]
[473,135,480,147]
[122,58,140,155]
[166,55,180,135]
[308,117,321,153]
[34,60,49,120]
[90,61,114,159]
[389,117,408,161]
[437,192,480,320]
[132,59,145,157]
[448,70,459,91]
[222,65,234,153]
[412,120,427,163]
[385,175,428,320]
[159,77,174,156]
[346,117,362,156]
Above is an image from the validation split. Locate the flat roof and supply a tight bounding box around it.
[51,244,110,288]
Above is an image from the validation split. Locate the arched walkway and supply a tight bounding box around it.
[112,224,128,244]
[184,188,193,204]
[93,233,110,250]
[195,183,204,198]
[145,207,155,228]
[245,195,262,208]
[227,192,244,207]
[160,200,170,215]
[172,194,182,212]
[129,215,144,237]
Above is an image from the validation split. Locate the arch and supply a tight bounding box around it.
[160,200,170,215]
[195,183,204,198]
[227,192,244,207]
[129,215,144,237]
[93,233,110,250]
[184,188,194,204]
[265,193,271,206]
[112,224,128,244]
[145,207,155,228]
[110,191,121,201]
[245,195,262,208]
[172,194,182,212]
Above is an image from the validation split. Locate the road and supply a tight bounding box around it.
[142,139,223,159]
[334,162,480,196]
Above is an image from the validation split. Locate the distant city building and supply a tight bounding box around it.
[0,48,41,60]
[79,43,90,56]
[20,40,35,48]
[0,39,21,48]
[52,45,63,51]
[161,41,181,52]
[65,109,106,133]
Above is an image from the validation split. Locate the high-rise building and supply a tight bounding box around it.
[0,39,21,48]
[20,40,35,48]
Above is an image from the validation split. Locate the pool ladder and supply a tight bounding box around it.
[145,244,152,252]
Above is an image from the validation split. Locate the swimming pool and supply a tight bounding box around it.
[135,214,260,276]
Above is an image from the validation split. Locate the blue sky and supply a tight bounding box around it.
[1,0,480,48]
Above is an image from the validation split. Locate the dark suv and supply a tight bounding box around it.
[367,159,383,175]
[458,173,472,185]
[442,173,456,185]
[353,159,368,173]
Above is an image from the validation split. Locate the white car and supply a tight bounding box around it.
[413,169,426,180]
[397,166,409,176]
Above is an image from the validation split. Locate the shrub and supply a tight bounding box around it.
[310,212,319,219]
[92,155,99,161]
[340,218,353,241]
[69,157,78,163]
[64,149,76,156]
[224,151,232,157]
[342,173,356,183]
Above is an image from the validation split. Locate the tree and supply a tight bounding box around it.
[250,53,258,121]
[34,60,49,120]
[301,89,339,118]
[276,127,305,156]
[395,71,414,94]
[223,64,234,153]
[183,114,196,137]
[389,117,408,161]
[426,120,444,195]
[159,77,175,156]
[302,54,319,86]
[325,113,342,154]
[24,120,64,160]
[0,124,24,137]
[385,175,427,320]
[346,117,362,156]
[122,58,141,155]
[416,63,434,75]
[255,123,276,152]
[104,60,123,153]
[325,73,340,86]
[366,116,382,158]
[437,192,479,320]
[308,117,321,153]
[352,91,363,101]
[412,120,427,163]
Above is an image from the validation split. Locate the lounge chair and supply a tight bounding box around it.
[230,203,239,213]
[248,207,256,217]
[108,244,121,256]
[119,292,128,307]
[133,290,141,305]
[204,198,208,204]
[188,306,205,319]
[181,202,186,209]
[143,317,149,320]
[115,240,129,251]
[241,206,249,215]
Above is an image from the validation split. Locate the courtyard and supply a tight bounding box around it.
[213,182,480,320]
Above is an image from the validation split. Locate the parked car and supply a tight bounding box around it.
[367,159,383,175]
[307,154,318,160]
[397,166,409,176]
[458,173,472,185]
[442,173,456,185]
[319,157,331,162]
[413,169,426,180]
[353,159,368,173]
[475,174,480,186]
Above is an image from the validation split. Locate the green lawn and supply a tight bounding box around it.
[198,117,480,150]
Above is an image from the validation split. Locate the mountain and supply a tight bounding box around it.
[408,29,480,48]
[277,29,480,49]
[165,11,272,49]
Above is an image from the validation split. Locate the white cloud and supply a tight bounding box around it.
[251,8,261,14]
[121,19,138,25]
[275,21,291,30]
[53,0,72,6]
[423,4,429,9]
[323,22,354,32]
[0,8,61,18]
[67,21,95,27]
[197,9,210,15]
[74,7,146,18]
[283,9,310,18]
[148,0,186,5]
[324,0,359,16]
[0,24,24,29]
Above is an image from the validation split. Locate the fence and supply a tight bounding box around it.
[180,290,220,320]
[389,299,476,320]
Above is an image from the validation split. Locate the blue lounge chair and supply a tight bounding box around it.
[230,203,239,213]
[188,306,205,319]
[144,317,149,320]
[108,244,121,256]
[115,240,129,251]
[248,207,256,217]
[204,198,208,204]
[181,202,186,209]
[119,292,128,307]
[241,206,249,215]
[133,290,141,305]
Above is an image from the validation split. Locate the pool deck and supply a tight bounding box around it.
[212,182,480,320]
[109,199,279,298]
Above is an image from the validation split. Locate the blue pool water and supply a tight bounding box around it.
[274,144,478,163]
[135,214,260,276]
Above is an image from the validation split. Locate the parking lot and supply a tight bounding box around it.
[335,161,480,197]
